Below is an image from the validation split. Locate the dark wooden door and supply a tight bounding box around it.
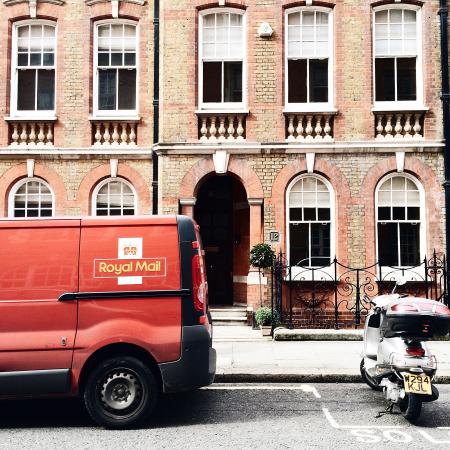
[195,177,233,305]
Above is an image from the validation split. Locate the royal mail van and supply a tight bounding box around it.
[0,215,215,428]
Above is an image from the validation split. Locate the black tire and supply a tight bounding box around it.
[399,393,422,423]
[83,356,158,429]
[360,358,383,392]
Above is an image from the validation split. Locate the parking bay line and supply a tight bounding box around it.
[322,408,405,430]
[203,385,321,398]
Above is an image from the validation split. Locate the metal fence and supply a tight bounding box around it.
[271,250,447,330]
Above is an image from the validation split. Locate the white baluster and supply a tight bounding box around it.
[46,124,53,147]
[112,123,120,146]
[295,115,304,141]
[413,114,422,139]
[209,117,217,142]
[236,116,244,141]
[394,114,403,139]
[376,115,384,140]
[227,116,235,140]
[305,115,314,141]
[129,123,136,146]
[37,123,45,147]
[323,115,332,141]
[28,123,36,147]
[287,115,295,142]
[385,114,393,140]
[94,123,102,147]
[218,116,226,142]
[103,122,111,146]
[19,124,28,147]
[314,115,323,140]
[404,114,413,139]
[120,123,128,146]
[200,117,208,142]
[10,123,19,147]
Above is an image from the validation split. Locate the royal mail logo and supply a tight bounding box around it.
[124,246,138,256]
[94,258,166,279]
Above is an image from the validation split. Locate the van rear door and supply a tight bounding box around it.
[0,220,79,377]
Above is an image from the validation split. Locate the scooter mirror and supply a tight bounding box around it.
[396,276,407,286]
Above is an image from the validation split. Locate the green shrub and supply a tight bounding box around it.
[249,243,275,269]
[255,306,278,327]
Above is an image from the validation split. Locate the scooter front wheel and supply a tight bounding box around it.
[360,359,383,392]
[399,393,422,423]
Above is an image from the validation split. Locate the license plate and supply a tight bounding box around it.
[403,373,432,395]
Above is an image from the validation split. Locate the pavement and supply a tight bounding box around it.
[213,326,450,383]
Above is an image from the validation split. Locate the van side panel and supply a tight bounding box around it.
[73,221,182,379]
[0,221,79,372]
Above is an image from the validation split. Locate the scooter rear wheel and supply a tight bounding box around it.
[399,393,422,423]
[360,358,383,392]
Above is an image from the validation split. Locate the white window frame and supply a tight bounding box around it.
[286,173,335,280]
[10,20,57,119]
[8,177,55,218]
[93,19,139,118]
[92,177,138,216]
[375,173,426,277]
[372,4,424,111]
[284,6,334,113]
[198,8,247,111]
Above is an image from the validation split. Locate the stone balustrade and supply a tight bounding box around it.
[198,114,246,142]
[92,121,137,147]
[374,111,425,140]
[9,122,54,147]
[285,113,335,142]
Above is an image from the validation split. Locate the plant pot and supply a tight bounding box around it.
[260,325,272,336]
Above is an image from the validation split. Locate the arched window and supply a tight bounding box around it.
[287,175,334,267]
[8,178,54,217]
[376,174,425,267]
[199,9,245,109]
[93,178,137,216]
[94,21,138,115]
[11,21,56,116]
[285,7,333,107]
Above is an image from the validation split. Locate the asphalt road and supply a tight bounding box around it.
[1,384,450,449]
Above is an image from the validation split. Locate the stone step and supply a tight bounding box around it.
[210,310,247,320]
[212,319,249,326]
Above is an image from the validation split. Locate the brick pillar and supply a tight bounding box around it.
[247,198,265,309]
[180,197,196,218]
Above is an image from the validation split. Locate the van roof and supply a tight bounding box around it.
[0,215,179,228]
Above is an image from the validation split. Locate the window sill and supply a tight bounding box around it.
[195,109,249,116]
[5,115,57,122]
[372,104,429,113]
[89,115,141,122]
[283,107,338,115]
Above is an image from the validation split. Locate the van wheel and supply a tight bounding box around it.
[83,356,158,429]
[360,359,383,392]
[399,393,422,423]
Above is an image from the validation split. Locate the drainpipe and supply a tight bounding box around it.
[439,0,450,301]
[152,0,160,214]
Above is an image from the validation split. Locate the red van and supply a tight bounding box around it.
[0,215,215,428]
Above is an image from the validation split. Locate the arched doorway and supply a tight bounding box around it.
[194,175,249,305]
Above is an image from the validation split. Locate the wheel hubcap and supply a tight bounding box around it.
[100,370,142,412]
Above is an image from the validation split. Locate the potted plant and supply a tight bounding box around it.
[255,306,277,336]
[249,243,275,306]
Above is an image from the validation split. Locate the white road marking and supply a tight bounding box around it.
[322,408,405,430]
[203,385,321,398]
[417,430,450,444]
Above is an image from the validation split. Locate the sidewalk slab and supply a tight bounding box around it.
[273,328,363,341]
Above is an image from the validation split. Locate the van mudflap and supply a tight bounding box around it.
[158,325,216,393]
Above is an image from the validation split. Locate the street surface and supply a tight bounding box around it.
[0,384,450,449]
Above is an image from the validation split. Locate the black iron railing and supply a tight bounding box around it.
[270,250,447,330]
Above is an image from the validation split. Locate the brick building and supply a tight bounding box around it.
[0,0,447,314]
[157,0,446,310]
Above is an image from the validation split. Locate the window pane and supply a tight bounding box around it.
[43,53,54,66]
[224,62,242,102]
[375,58,395,101]
[288,26,300,42]
[378,223,398,266]
[288,12,300,26]
[37,70,55,110]
[309,59,328,102]
[99,69,117,110]
[124,25,136,37]
[302,12,314,25]
[111,53,123,66]
[118,69,136,110]
[17,70,36,110]
[375,10,388,23]
[317,208,330,221]
[407,207,420,220]
[392,206,405,220]
[124,53,136,66]
[310,223,330,266]
[30,53,41,65]
[290,223,309,266]
[290,207,302,221]
[98,52,109,66]
[378,207,391,220]
[397,57,416,101]
[203,62,222,103]
[18,53,28,66]
[304,208,316,221]
[400,223,420,266]
[288,59,307,103]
